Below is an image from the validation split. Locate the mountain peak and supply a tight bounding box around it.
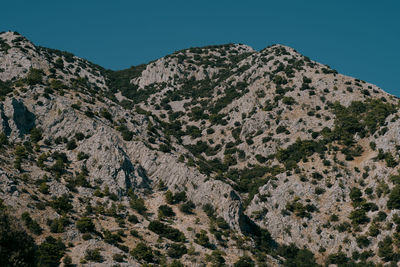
[0,34,398,266]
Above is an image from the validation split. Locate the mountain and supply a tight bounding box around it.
[0,30,399,266]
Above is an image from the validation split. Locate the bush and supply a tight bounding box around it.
[167,243,187,258]
[128,214,139,224]
[21,212,43,235]
[49,216,69,233]
[165,190,187,204]
[378,236,394,262]
[276,139,325,169]
[25,68,43,85]
[234,255,255,267]
[195,229,211,248]
[49,194,73,214]
[113,253,125,262]
[100,108,113,121]
[37,236,66,267]
[387,185,400,209]
[30,128,43,143]
[349,209,370,225]
[0,132,8,147]
[76,217,95,233]
[0,207,37,267]
[148,220,185,242]
[203,203,216,219]
[158,205,175,218]
[130,242,154,263]
[179,201,195,214]
[130,195,147,215]
[66,139,77,150]
[85,248,103,262]
[169,260,184,267]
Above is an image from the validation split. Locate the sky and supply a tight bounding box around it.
[1,0,399,95]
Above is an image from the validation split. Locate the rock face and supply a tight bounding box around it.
[1,31,400,266]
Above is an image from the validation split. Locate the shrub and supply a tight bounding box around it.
[0,207,37,267]
[169,260,184,267]
[128,214,139,224]
[76,217,95,233]
[165,190,187,204]
[195,229,211,248]
[203,203,216,219]
[130,195,147,215]
[179,201,195,214]
[25,68,43,85]
[387,185,400,209]
[167,243,187,258]
[378,236,394,262]
[49,194,73,214]
[207,250,226,266]
[349,209,370,225]
[130,242,154,263]
[49,216,69,233]
[30,128,43,143]
[148,220,185,242]
[21,212,43,235]
[77,151,89,161]
[0,132,8,147]
[66,139,77,150]
[276,139,325,169]
[39,182,50,194]
[278,244,318,267]
[356,235,371,248]
[113,253,125,262]
[85,248,103,262]
[234,255,255,267]
[37,236,66,267]
[158,205,175,218]
[326,252,349,265]
[100,108,113,121]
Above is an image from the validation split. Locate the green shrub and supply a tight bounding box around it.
[276,139,325,169]
[130,242,154,263]
[100,108,113,121]
[195,229,212,248]
[25,68,43,85]
[113,253,125,262]
[349,209,370,225]
[21,212,43,235]
[234,255,255,267]
[66,139,77,150]
[179,201,195,214]
[30,128,43,143]
[130,195,147,215]
[378,236,394,262]
[84,248,103,262]
[0,207,37,267]
[387,185,400,209]
[49,216,69,233]
[49,194,73,214]
[167,243,187,258]
[76,217,95,233]
[39,182,50,194]
[278,244,318,267]
[169,260,184,267]
[128,214,139,224]
[158,205,175,218]
[37,236,66,267]
[148,220,185,242]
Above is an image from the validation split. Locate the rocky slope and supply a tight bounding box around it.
[1,31,400,266]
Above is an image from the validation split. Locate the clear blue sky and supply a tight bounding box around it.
[1,1,399,95]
